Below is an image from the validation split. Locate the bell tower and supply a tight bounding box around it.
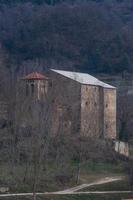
[22,72,49,101]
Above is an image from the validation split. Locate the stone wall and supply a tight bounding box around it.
[104,88,116,139]
[80,85,103,137]
[49,71,81,136]
[115,140,129,157]
[24,79,48,101]
[81,85,116,139]
[37,79,49,100]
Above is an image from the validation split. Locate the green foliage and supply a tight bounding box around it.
[82,162,125,174]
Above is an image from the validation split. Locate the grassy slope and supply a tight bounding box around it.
[80,180,130,192]
[79,161,125,183]
[0,161,126,193]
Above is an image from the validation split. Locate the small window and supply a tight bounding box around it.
[49,81,53,87]
[28,105,31,111]
[106,104,108,108]
[64,123,68,128]
[31,83,34,95]
[52,99,55,103]
[85,102,88,106]
[26,84,29,96]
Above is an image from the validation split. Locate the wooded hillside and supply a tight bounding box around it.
[0,0,133,74]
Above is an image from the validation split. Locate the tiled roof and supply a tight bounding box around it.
[51,69,115,89]
[23,72,48,80]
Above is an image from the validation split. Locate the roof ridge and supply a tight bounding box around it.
[22,71,48,80]
[51,69,115,89]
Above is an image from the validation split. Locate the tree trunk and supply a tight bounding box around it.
[76,161,80,185]
[33,192,36,200]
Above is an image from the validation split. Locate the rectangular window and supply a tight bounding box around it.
[31,84,34,95]
[26,84,29,96]
[49,81,53,87]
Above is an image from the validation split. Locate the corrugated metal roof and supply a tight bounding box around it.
[23,72,48,80]
[51,69,115,89]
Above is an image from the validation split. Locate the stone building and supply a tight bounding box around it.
[22,71,49,101]
[16,72,50,129]
[19,69,116,139]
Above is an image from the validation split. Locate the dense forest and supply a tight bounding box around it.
[0,0,133,74]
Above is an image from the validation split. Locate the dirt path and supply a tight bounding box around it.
[54,176,123,194]
[0,176,129,198]
[0,191,132,197]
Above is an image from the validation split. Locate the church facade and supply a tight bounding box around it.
[17,69,116,139]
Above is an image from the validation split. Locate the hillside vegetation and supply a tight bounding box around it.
[0,0,133,74]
